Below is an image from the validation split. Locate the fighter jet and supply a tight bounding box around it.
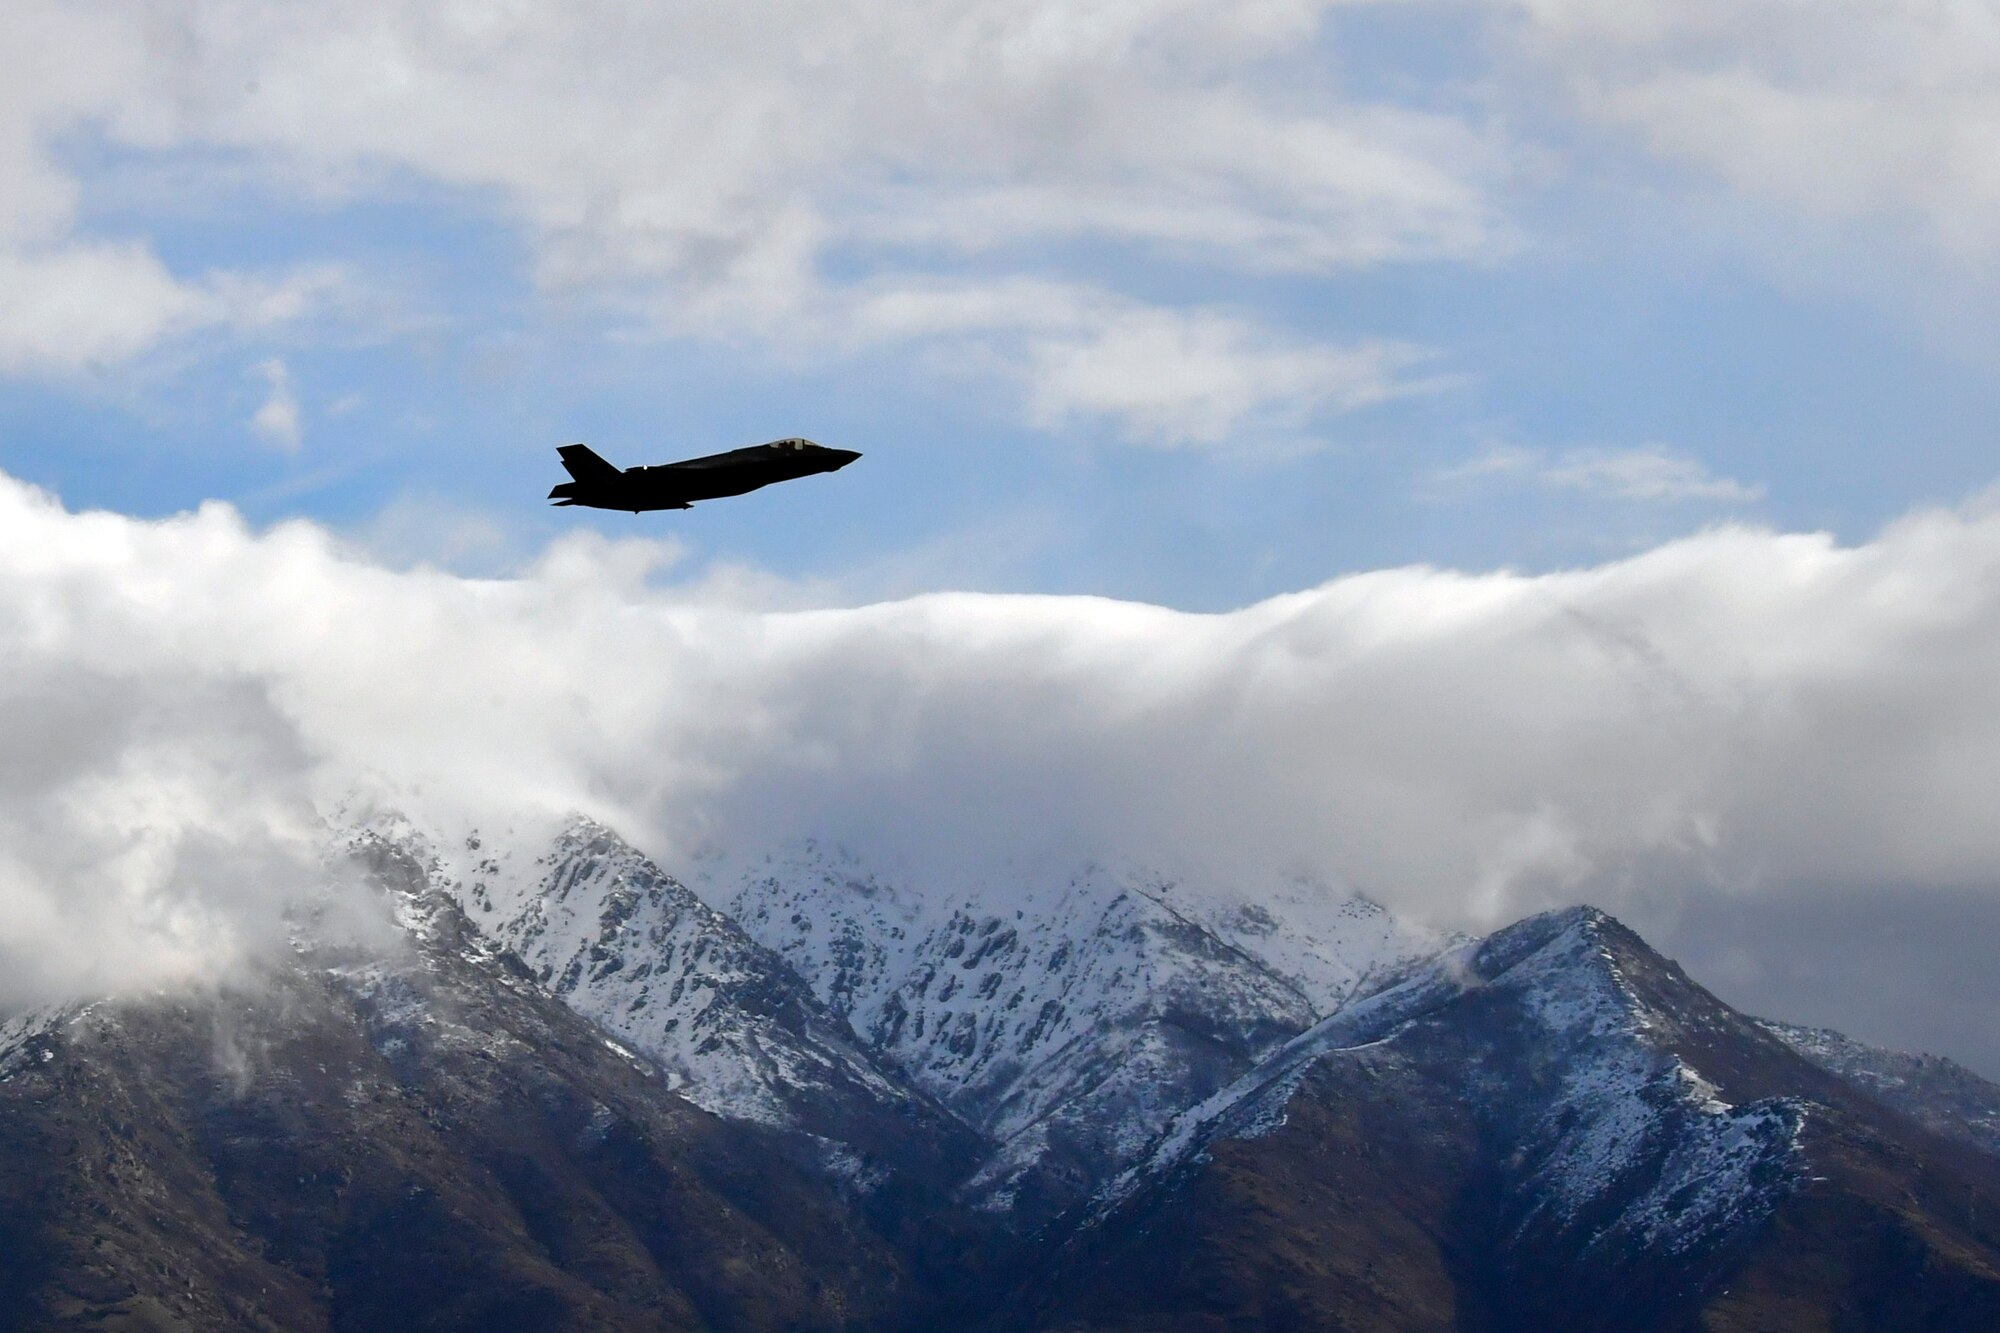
[547,438,861,512]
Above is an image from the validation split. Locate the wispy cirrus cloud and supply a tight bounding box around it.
[1020,305,1433,448]
[1437,444,1765,504]
[854,278,1437,447]
[248,357,302,451]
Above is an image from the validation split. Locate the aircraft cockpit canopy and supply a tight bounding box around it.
[772,437,817,450]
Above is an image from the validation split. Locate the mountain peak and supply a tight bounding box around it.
[703,843,1428,1217]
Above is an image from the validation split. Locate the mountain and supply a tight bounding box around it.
[701,844,1432,1218]
[1761,1018,2000,1158]
[0,829,926,1332]
[392,815,981,1205]
[2,814,1997,1331]
[1033,907,2000,1331]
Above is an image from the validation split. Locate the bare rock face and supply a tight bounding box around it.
[2,817,1998,1331]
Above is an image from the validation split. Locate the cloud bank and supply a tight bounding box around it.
[5,468,2000,1068]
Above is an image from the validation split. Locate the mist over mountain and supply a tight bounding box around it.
[7,471,2000,1075]
[5,467,2000,1323]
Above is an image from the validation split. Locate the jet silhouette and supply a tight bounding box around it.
[548,439,861,512]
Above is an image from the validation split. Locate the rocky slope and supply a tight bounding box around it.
[386,815,982,1210]
[1034,908,2000,1331]
[1762,1017,2000,1158]
[0,830,935,1332]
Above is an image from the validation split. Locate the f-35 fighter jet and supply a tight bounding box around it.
[548,438,861,512]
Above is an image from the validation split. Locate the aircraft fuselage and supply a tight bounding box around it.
[549,439,861,512]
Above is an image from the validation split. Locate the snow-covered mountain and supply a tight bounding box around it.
[1761,1017,2000,1157]
[3,809,1997,1330]
[698,842,1434,1214]
[334,815,1443,1217]
[1037,907,2000,1330]
[342,812,979,1195]
[0,827,930,1331]
[1096,909,1809,1252]
[1142,869,1449,1011]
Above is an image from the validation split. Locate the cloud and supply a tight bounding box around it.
[167,0,1501,289]
[0,245,337,376]
[5,0,1993,419]
[1439,444,1764,504]
[854,278,1435,446]
[1499,0,2000,259]
[0,658,323,1005]
[1022,306,1431,447]
[10,0,1509,294]
[0,4,353,375]
[249,357,302,450]
[7,468,2000,1073]
[0,244,213,374]
[0,0,1505,431]
[1538,448,1764,503]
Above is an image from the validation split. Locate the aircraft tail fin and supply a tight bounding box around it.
[557,443,621,483]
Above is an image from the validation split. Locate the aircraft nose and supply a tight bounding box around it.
[829,449,862,469]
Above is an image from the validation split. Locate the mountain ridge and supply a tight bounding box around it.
[1,813,1995,1330]
[1028,905,2000,1330]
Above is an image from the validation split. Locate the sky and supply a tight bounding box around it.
[3,2,2000,1072]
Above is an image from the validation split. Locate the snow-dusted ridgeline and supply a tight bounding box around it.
[698,843,1435,1209]
[319,810,1991,1259]
[340,813,956,1168]
[1761,1018,2000,1158]
[1097,909,1807,1256]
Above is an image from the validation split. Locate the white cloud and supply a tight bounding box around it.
[8,467,2000,1069]
[89,0,1502,291]
[1541,448,1763,504]
[0,245,341,376]
[249,357,301,450]
[854,278,1435,445]
[5,0,1993,406]
[0,0,1505,422]
[0,243,211,374]
[0,653,324,1004]
[1022,305,1430,446]
[1500,0,2000,258]
[0,3,352,375]
[844,92,1505,274]
[1440,444,1764,504]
